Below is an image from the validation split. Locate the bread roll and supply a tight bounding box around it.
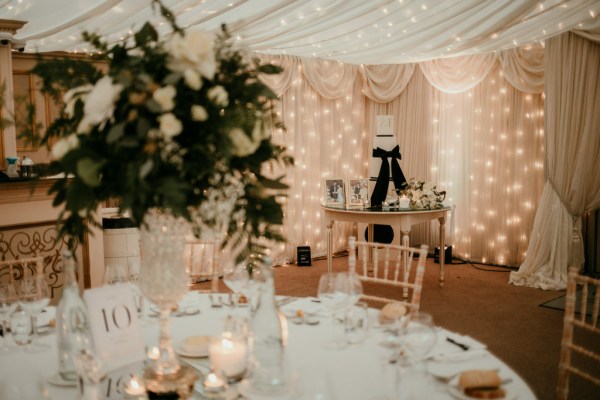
[181,335,210,353]
[458,370,502,390]
[459,370,505,399]
[378,302,407,324]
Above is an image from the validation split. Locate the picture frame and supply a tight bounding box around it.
[324,179,345,205]
[348,178,369,206]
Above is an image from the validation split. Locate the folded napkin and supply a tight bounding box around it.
[38,306,56,327]
[280,297,323,317]
[431,330,488,362]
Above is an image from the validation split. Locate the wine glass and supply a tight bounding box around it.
[400,312,437,364]
[223,262,248,310]
[0,282,18,354]
[317,273,351,349]
[18,275,51,352]
[370,327,403,400]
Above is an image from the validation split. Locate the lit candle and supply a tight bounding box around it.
[203,371,226,394]
[399,196,410,209]
[124,375,146,398]
[208,336,248,380]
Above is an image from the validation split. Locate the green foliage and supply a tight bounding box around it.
[33,0,292,261]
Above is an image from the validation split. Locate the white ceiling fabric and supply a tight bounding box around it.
[1,0,599,64]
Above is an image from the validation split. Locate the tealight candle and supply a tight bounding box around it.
[124,375,146,399]
[399,196,410,208]
[208,336,248,380]
[203,371,226,391]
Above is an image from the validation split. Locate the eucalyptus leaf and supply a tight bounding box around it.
[76,158,105,187]
[106,122,125,143]
[139,159,154,178]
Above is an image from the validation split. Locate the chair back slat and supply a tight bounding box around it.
[347,237,428,312]
[557,267,600,400]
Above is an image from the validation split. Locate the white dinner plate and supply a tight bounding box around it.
[46,373,77,387]
[446,376,516,400]
[175,344,209,358]
[237,378,300,400]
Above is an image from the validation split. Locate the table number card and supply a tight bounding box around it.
[84,284,145,372]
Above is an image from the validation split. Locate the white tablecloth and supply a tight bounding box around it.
[0,293,537,399]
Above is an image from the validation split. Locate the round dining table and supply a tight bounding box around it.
[0,292,536,399]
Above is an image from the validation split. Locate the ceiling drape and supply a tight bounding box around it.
[2,0,599,65]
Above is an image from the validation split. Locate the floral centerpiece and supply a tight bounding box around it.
[400,178,446,209]
[33,1,291,264]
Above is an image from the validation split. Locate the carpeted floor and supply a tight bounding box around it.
[540,286,597,316]
[197,255,599,400]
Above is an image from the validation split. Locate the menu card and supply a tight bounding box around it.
[84,284,145,372]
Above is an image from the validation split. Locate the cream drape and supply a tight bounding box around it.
[261,44,548,268]
[419,54,496,94]
[510,32,600,290]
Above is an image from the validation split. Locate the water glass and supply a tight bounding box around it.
[10,309,32,347]
[345,301,369,344]
[0,283,18,354]
[401,312,437,363]
[18,276,50,352]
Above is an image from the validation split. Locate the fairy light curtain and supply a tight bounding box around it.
[510,30,600,290]
[260,44,546,267]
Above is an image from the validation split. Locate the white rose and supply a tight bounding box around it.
[63,84,93,118]
[158,113,182,139]
[153,85,176,111]
[229,128,259,157]
[51,134,79,160]
[207,86,228,107]
[191,105,208,121]
[183,69,202,90]
[166,31,216,79]
[412,189,424,201]
[82,76,123,130]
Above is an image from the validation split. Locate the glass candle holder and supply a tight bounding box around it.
[208,335,248,382]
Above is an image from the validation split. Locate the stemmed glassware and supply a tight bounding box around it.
[317,272,361,349]
[400,312,437,363]
[18,275,51,352]
[0,282,18,354]
[396,312,437,398]
[222,262,248,311]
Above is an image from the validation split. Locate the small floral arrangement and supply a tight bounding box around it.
[400,178,446,209]
[33,1,291,262]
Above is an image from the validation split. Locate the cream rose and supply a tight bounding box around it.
[166,31,216,79]
[229,128,259,157]
[158,113,183,139]
[191,105,208,121]
[183,69,202,90]
[207,86,229,107]
[63,84,93,118]
[81,76,123,132]
[51,134,80,160]
[252,118,270,142]
[153,85,176,111]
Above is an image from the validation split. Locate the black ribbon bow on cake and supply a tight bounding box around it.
[371,145,407,206]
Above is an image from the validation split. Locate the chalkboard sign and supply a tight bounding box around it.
[297,246,312,266]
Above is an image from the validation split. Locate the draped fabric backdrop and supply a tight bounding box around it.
[260,45,546,269]
[510,31,600,290]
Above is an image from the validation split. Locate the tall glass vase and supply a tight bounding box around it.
[138,209,197,397]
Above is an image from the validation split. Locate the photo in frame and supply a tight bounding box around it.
[324,179,345,205]
[348,178,369,206]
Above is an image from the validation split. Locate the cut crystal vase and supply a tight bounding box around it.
[138,209,197,397]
